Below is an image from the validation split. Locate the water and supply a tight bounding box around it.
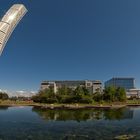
[0,106,140,140]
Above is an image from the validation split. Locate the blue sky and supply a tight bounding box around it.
[0,0,140,91]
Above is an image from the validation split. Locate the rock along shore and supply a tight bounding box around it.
[0,103,140,110]
[32,104,127,110]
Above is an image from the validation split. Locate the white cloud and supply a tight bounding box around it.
[16,90,25,94]
[0,89,37,97]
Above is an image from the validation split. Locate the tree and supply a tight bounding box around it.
[82,87,90,96]
[116,87,126,102]
[103,86,126,102]
[0,92,9,100]
[93,92,103,102]
[74,86,84,96]
[32,87,57,103]
[103,86,116,101]
[57,86,73,96]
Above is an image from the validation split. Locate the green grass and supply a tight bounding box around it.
[126,99,140,104]
[0,99,140,107]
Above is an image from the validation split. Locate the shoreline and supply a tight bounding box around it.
[34,104,127,109]
[0,103,133,109]
[0,102,140,109]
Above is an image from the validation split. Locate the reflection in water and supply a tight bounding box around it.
[32,107,133,122]
[0,106,138,140]
[0,106,9,110]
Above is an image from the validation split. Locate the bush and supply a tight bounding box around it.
[43,98,58,104]
[0,92,9,100]
[32,86,126,104]
[60,96,80,103]
[79,98,93,104]
[93,92,103,102]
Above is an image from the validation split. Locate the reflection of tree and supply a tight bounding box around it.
[104,108,124,120]
[0,106,9,110]
[32,107,92,122]
[104,108,133,120]
[32,107,133,122]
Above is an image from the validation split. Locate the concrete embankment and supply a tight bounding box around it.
[34,104,126,110]
[1,103,139,109]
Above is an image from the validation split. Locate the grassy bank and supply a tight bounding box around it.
[0,100,126,108]
[0,100,140,109]
[0,100,37,106]
[126,99,140,105]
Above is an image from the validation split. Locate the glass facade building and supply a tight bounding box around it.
[105,77,135,90]
[0,4,27,55]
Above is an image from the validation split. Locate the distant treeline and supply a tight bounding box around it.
[32,86,126,104]
[0,92,31,101]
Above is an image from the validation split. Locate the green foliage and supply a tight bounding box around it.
[32,87,57,103]
[32,86,126,104]
[103,86,126,102]
[74,86,85,96]
[116,87,126,102]
[79,96,93,104]
[93,92,103,102]
[57,86,73,96]
[56,86,91,103]
[60,96,78,103]
[103,86,116,101]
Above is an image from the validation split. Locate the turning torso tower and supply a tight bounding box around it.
[0,4,27,55]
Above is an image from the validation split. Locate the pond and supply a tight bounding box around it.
[0,106,140,140]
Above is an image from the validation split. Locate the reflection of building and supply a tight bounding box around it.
[0,4,27,55]
[41,80,102,94]
[105,77,135,90]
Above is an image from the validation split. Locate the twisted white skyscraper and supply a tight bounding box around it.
[0,4,27,55]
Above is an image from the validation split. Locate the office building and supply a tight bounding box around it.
[41,80,102,94]
[126,89,140,98]
[105,77,135,90]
